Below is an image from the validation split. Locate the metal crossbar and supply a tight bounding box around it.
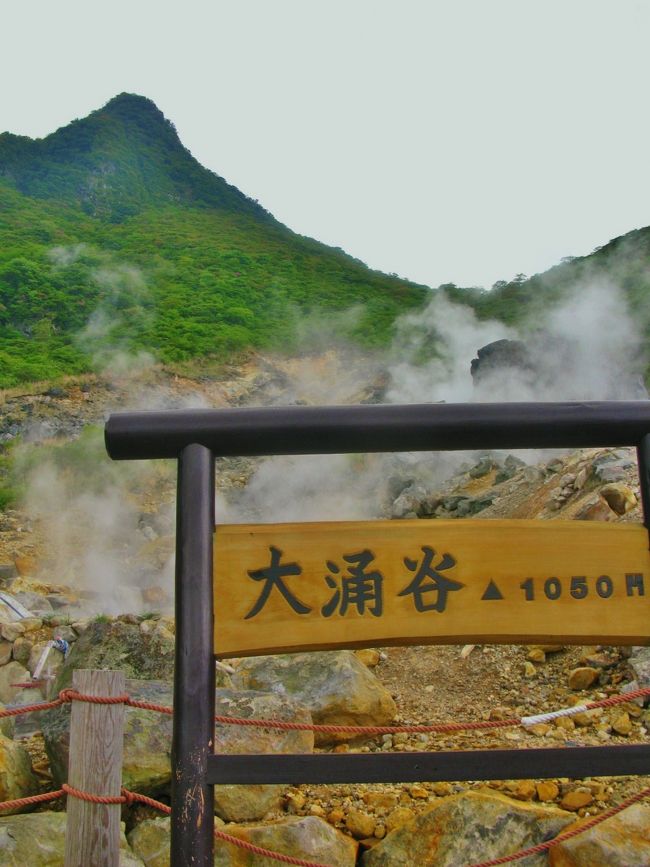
[106,400,650,458]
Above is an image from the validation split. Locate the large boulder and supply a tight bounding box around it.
[232,651,397,744]
[0,734,39,813]
[0,703,14,739]
[43,681,313,822]
[363,790,574,867]
[128,815,357,867]
[470,339,534,387]
[626,648,650,701]
[0,662,30,705]
[590,450,637,485]
[213,687,313,822]
[43,678,174,793]
[549,802,650,866]
[0,812,144,865]
[52,619,175,690]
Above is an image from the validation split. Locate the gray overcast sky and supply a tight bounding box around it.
[2,0,650,288]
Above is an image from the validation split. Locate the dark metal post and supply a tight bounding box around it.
[171,444,215,866]
[637,434,650,537]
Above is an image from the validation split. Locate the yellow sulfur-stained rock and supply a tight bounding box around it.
[560,789,593,812]
[549,802,650,866]
[599,483,637,516]
[611,712,633,736]
[0,734,39,813]
[385,807,416,832]
[232,650,397,745]
[355,648,381,668]
[346,809,377,840]
[537,781,560,802]
[362,791,398,810]
[363,791,573,866]
[0,813,142,866]
[129,815,358,867]
[568,668,599,690]
[513,780,537,801]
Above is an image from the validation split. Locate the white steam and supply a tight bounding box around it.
[386,293,512,403]
[386,281,646,404]
[17,271,647,615]
[74,262,156,379]
[48,244,86,267]
[21,447,175,616]
[226,279,647,525]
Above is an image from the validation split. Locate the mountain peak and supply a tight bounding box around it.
[97,93,176,138]
[103,92,161,112]
[0,94,269,223]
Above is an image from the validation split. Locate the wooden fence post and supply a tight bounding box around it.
[64,669,126,867]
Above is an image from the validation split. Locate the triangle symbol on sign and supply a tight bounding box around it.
[482,580,504,601]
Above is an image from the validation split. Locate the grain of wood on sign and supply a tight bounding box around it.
[64,669,125,867]
[213,519,650,656]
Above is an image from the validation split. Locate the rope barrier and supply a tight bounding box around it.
[0,789,64,813]
[3,685,648,736]
[2,782,647,867]
[9,681,45,689]
[0,683,649,865]
[0,785,330,867]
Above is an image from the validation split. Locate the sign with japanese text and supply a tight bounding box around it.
[213,519,650,657]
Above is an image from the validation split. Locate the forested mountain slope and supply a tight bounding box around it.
[0,94,426,386]
[2,93,650,387]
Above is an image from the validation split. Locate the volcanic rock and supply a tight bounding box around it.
[568,667,599,690]
[43,680,313,822]
[0,735,38,813]
[363,790,573,866]
[128,815,358,867]
[0,812,144,865]
[470,339,533,386]
[0,662,29,704]
[232,650,397,744]
[52,619,175,689]
[599,483,637,515]
[549,802,650,865]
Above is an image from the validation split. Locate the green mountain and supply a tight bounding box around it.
[0,93,269,222]
[1,92,650,389]
[0,94,427,386]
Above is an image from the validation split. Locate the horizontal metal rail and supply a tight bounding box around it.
[207,744,650,785]
[105,401,650,460]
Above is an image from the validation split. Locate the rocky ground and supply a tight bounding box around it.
[1,355,650,865]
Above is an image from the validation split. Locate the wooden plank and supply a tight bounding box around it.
[207,745,650,785]
[63,669,125,867]
[213,519,650,656]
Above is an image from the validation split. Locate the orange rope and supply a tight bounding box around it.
[0,783,648,865]
[214,714,520,734]
[0,696,65,717]
[126,697,173,715]
[0,789,63,812]
[61,783,128,805]
[0,685,648,738]
[59,688,130,706]
[1,683,649,865]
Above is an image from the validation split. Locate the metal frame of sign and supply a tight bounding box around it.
[105,401,650,867]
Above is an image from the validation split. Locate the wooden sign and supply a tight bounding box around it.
[213,519,650,657]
